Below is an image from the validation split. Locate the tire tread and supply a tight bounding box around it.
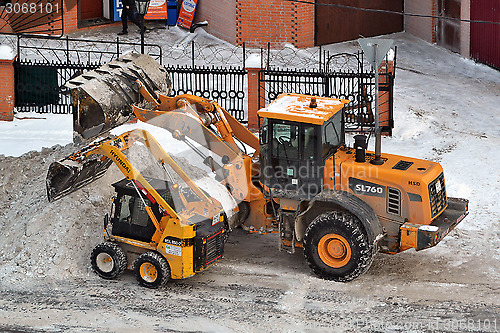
[303,211,374,282]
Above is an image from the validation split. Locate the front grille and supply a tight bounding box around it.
[387,187,401,215]
[429,173,447,218]
[205,231,223,265]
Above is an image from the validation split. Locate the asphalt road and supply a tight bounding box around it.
[0,229,498,333]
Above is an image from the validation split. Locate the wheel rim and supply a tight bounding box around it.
[139,262,158,283]
[96,253,114,273]
[318,234,351,268]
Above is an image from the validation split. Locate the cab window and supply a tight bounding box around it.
[272,122,299,160]
[322,111,343,159]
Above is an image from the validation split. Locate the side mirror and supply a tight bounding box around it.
[104,213,109,230]
[260,125,268,145]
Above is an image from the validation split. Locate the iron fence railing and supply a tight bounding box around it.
[6,33,396,132]
[15,34,163,65]
[167,65,248,123]
[14,60,100,113]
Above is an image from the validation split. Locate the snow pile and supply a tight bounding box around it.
[0,144,116,287]
[0,134,236,287]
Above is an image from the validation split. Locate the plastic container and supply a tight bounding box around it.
[167,0,179,26]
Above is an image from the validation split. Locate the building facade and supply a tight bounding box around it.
[1,0,497,68]
[404,0,499,69]
[195,0,403,48]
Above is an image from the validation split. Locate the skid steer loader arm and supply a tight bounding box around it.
[46,130,214,213]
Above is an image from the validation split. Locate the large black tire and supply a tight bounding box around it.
[303,211,374,282]
[134,252,171,289]
[90,242,127,280]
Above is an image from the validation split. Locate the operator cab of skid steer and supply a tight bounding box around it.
[259,93,348,200]
[110,177,179,243]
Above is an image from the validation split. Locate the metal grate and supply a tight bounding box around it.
[205,231,223,266]
[393,160,413,171]
[387,187,401,216]
[429,173,447,218]
[166,65,247,123]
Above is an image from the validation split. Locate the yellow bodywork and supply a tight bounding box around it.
[69,129,223,279]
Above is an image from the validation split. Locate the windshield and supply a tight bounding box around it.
[110,118,237,220]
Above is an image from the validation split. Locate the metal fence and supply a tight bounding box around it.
[10,34,249,122]
[6,34,396,131]
[166,65,248,123]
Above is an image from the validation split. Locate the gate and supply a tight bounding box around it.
[14,61,99,113]
[471,0,500,69]
[315,0,403,46]
[437,0,461,53]
[13,34,163,113]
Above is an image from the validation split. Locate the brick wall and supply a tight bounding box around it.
[63,0,78,33]
[0,57,16,121]
[236,0,314,48]
[195,0,237,44]
[404,0,435,43]
[291,1,315,48]
[460,0,470,58]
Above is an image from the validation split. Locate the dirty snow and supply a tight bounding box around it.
[0,28,499,332]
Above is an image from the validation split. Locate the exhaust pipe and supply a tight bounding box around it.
[354,135,367,163]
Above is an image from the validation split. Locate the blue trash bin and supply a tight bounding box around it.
[167,0,179,26]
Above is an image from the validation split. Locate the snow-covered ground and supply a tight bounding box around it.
[0,112,72,157]
[0,29,499,332]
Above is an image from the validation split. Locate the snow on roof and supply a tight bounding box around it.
[258,93,349,125]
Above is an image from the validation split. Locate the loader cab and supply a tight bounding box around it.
[258,93,348,200]
[111,177,178,242]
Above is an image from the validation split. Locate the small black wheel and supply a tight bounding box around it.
[134,252,171,289]
[90,242,127,280]
[303,211,374,282]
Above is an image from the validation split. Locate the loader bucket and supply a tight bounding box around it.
[64,53,171,141]
[46,156,113,202]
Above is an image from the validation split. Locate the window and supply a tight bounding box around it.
[118,194,150,227]
[260,118,268,145]
[303,126,317,160]
[322,111,343,159]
